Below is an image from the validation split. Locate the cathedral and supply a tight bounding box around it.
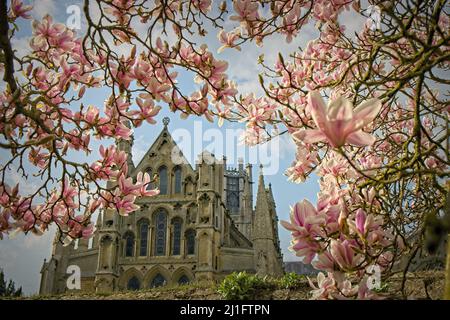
[39,118,284,294]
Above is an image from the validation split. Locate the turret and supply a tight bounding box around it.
[252,165,283,276]
[92,211,103,249]
[117,120,134,172]
[195,151,222,281]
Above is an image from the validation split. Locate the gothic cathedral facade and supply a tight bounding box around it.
[39,118,284,294]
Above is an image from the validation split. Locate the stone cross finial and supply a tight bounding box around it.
[163,117,170,127]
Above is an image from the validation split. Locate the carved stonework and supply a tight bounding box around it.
[198,193,211,224]
[173,202,182,211]
[95,277,113,293]
[186,204,198,225]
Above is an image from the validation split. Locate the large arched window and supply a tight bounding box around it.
[172,218,182,255]
[173,166,182,194]
[226,176,240,213]
[158,166,168,195]
[124,232,134,257]
[150,274,166,288]
[154,210,167,256]
[139,221,149,256]
[185,229,196,255]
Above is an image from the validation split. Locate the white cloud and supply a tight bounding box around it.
[30,0,57,20]
[5,164,39,195]
[0,226,54,295]
[131,134,149,166]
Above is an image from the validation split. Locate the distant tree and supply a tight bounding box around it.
[0,269,22,297]
[0,270,5,296]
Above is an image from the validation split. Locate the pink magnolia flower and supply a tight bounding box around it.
[109,59,135,89]
[207,59,229,85]
[21,210,36,231]
[217,29,241,53]
[293,91,382,148]
[118,174,140,196]
[330,239,362,270]
[88,198,102,214]
[9,0,33,19]
[61,179,78,209]
[135,96,161,125]
[0,209,11,238]
[50,29,75,52]
[192,0,212,12]
[114,122,133,140]
[212,80,238,105]
[348,209,385,244]
[355,209,367,235]
[230,0,259,22]
[312,251,335,271]
[294,241,321,264]
[281,5,302,43]
[145,78,171,102]
[281,199,326,238]
[67,215,93,239]
[58,57,81,90]
[136,172,160,197]
[242,104,266,127]
[113,194,139,216]
[214,104,231,127]
[317,152,349,177]
[240,125,266,146]
[285,149,318,183]
[28,147,50,169]
[84,105,100,125]
[308,272,336,299]
[31,15,66,51]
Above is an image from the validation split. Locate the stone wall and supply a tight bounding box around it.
[219,247,255,272]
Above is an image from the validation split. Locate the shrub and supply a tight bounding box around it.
[217,272,269,300]
[278,272,305,289]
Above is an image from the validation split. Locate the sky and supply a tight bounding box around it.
[0,0,368,295]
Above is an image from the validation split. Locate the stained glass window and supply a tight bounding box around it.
[139,222,148,256]
[174,166,182,194]
[226,176,240,213]
[146,169,155,190]
[125,233,134,257]
[159,166,168,194]
[155,210,167,256]
[172,218,182,255]
[186,229,195,255]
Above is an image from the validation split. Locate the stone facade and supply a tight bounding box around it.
[39,119,283,294]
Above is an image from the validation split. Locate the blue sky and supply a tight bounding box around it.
[0,0,369,295]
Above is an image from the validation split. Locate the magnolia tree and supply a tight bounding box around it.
[0,0,449,299]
